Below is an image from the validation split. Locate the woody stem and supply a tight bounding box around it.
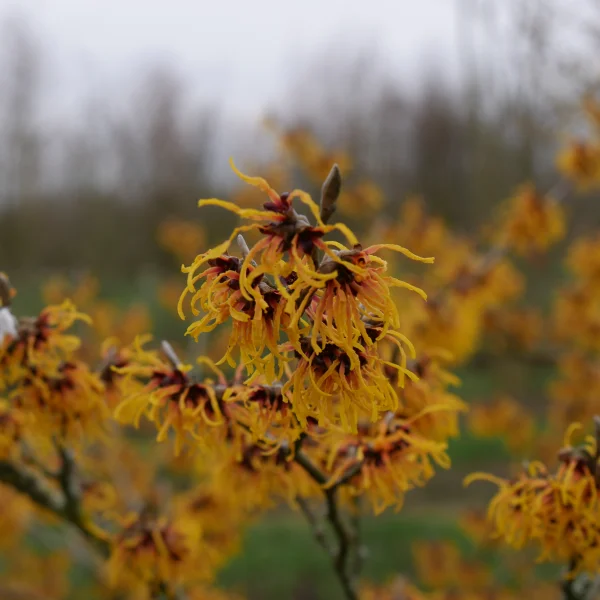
[293,439,360,600]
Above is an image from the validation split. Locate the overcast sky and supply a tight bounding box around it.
[0,0,462,119]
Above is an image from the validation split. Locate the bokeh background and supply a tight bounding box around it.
[1,0,600,598]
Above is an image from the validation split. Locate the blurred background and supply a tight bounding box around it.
[1,0,600,597]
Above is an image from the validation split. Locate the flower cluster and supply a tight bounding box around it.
[177,161,435,434]
[467,422,600,573]
[319,415,452,515]
[0,300,108,442]
[496,183,565,256]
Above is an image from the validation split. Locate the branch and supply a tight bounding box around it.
[294,448,327,485]
[0,455,110,557]
[350,496,367,574]
[0,460,65,514]
[153,581,188,600]
[293,441,360,600]
[296,496,334,557]
[57,443,110,556]
[561,557,584,600]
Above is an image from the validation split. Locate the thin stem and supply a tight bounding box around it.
[296,496,334,556]
[293,442,361,600]
[350,496,366,575]
[0,458,110,557]
[561,557,582,600]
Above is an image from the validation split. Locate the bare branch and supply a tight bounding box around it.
[293,439,360,600]
[296,496,334,556]
[0,459,65,513]
[0,455,110,557]
[294,449,328,485]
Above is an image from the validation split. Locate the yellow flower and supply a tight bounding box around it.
[468,396,536,455]
[549,353,600,430]
[230,162,289,208]
[466,423,600,572]
[0,301,108,442]
[566,233,600,287]
[195,160,358,308]
[41,272,99,308]
[377,197,471,284]
[222,382,301,449]
[557,140,600,190]
[0,301,90,383]
[338,181,383,218]
[324,419,451,514]
[282,334,412,433]
[484,307,543,353]
[459,508,496,546]
[286,242,432,370]
[412,256,524,365]
[208,435,318,511]
[179,253,288,380]
[497,183,565,256]
[398,352,466,443]
[277,126,352,183]
[0,400,26,459]
[553,285,600,350]
[175,485,248,577]
[114,339,225,455]
[107,510,206,594]
[412,540,463,590]
[157,218,206,263]
[12,360,109,441]
[89,301,152,346]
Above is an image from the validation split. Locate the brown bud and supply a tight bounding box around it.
[320,164,342,225]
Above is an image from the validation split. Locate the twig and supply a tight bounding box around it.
[153,581,188,600]
[56,443,110,556]
[293,442,360,600]
[21,443,60,480]
[296,496,334,556]
[293,448,327,485]
[0,460,65,513]
[0,458,110,557]
[561,557,582,600]
[350,496,366,575]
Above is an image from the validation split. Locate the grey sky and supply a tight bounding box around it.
[0,0,461,119]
